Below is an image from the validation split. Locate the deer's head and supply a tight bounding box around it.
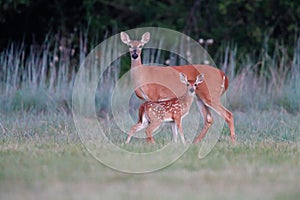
[179,73,204,96]
[120,32,150,60]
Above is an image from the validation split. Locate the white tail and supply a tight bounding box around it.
[121,32,236,144]
[126,73,204,144]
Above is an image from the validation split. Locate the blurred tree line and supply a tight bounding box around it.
[0,0,300,54]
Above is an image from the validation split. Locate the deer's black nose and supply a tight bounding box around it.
[189,88,195,93]
[132,53,138,59]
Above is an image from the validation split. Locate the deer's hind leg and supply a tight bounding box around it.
[195,98,236,144]
[126,114,149,144]
[145,120,162,144]
[193,97,213,143]
[212,104,235,144]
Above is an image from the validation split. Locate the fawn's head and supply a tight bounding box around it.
[179,73,204,96]
[120,32,150,60]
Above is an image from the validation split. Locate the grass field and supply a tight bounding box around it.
[1,33,300,199]
[0,111,299,200]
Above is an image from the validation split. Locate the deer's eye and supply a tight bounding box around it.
[138,45,143,49]
[186,83,190,86]
[194,83,198,87]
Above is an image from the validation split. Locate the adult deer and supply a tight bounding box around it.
[120,32,236,144]
[126,73,204,145]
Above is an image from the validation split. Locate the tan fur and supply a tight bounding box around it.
[121,32,236,144]
[126,73,203,144]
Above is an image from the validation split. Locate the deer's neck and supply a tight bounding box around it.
[179,91,194,109]
[131,58,143,68]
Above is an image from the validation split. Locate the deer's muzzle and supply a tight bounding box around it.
[132,50,138,59]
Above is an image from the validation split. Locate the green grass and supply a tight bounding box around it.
[1,33,300,199]
[0,139,299,200]
[0,112,299,200]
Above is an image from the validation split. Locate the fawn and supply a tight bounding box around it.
[126,73,204,145]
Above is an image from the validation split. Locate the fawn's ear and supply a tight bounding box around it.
[179,73,188,84]
[141,32,150,44]
[120,32,131,45]
[196,73,204,84]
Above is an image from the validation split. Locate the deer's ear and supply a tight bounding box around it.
[196,73,204,84]
[179,73,188,84]
[141,32,150,44]
[120,32,131,44]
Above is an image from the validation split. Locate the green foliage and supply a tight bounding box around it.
[0,0,31,23]
[1,0,299,55]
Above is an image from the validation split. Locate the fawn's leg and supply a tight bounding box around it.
[126,117,148,144]
[171,122,178,143]
[145,121,161,144]
[174,117,185,145]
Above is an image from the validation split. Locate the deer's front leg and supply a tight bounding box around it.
[174,117,185,145]
[171,122,178,143]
